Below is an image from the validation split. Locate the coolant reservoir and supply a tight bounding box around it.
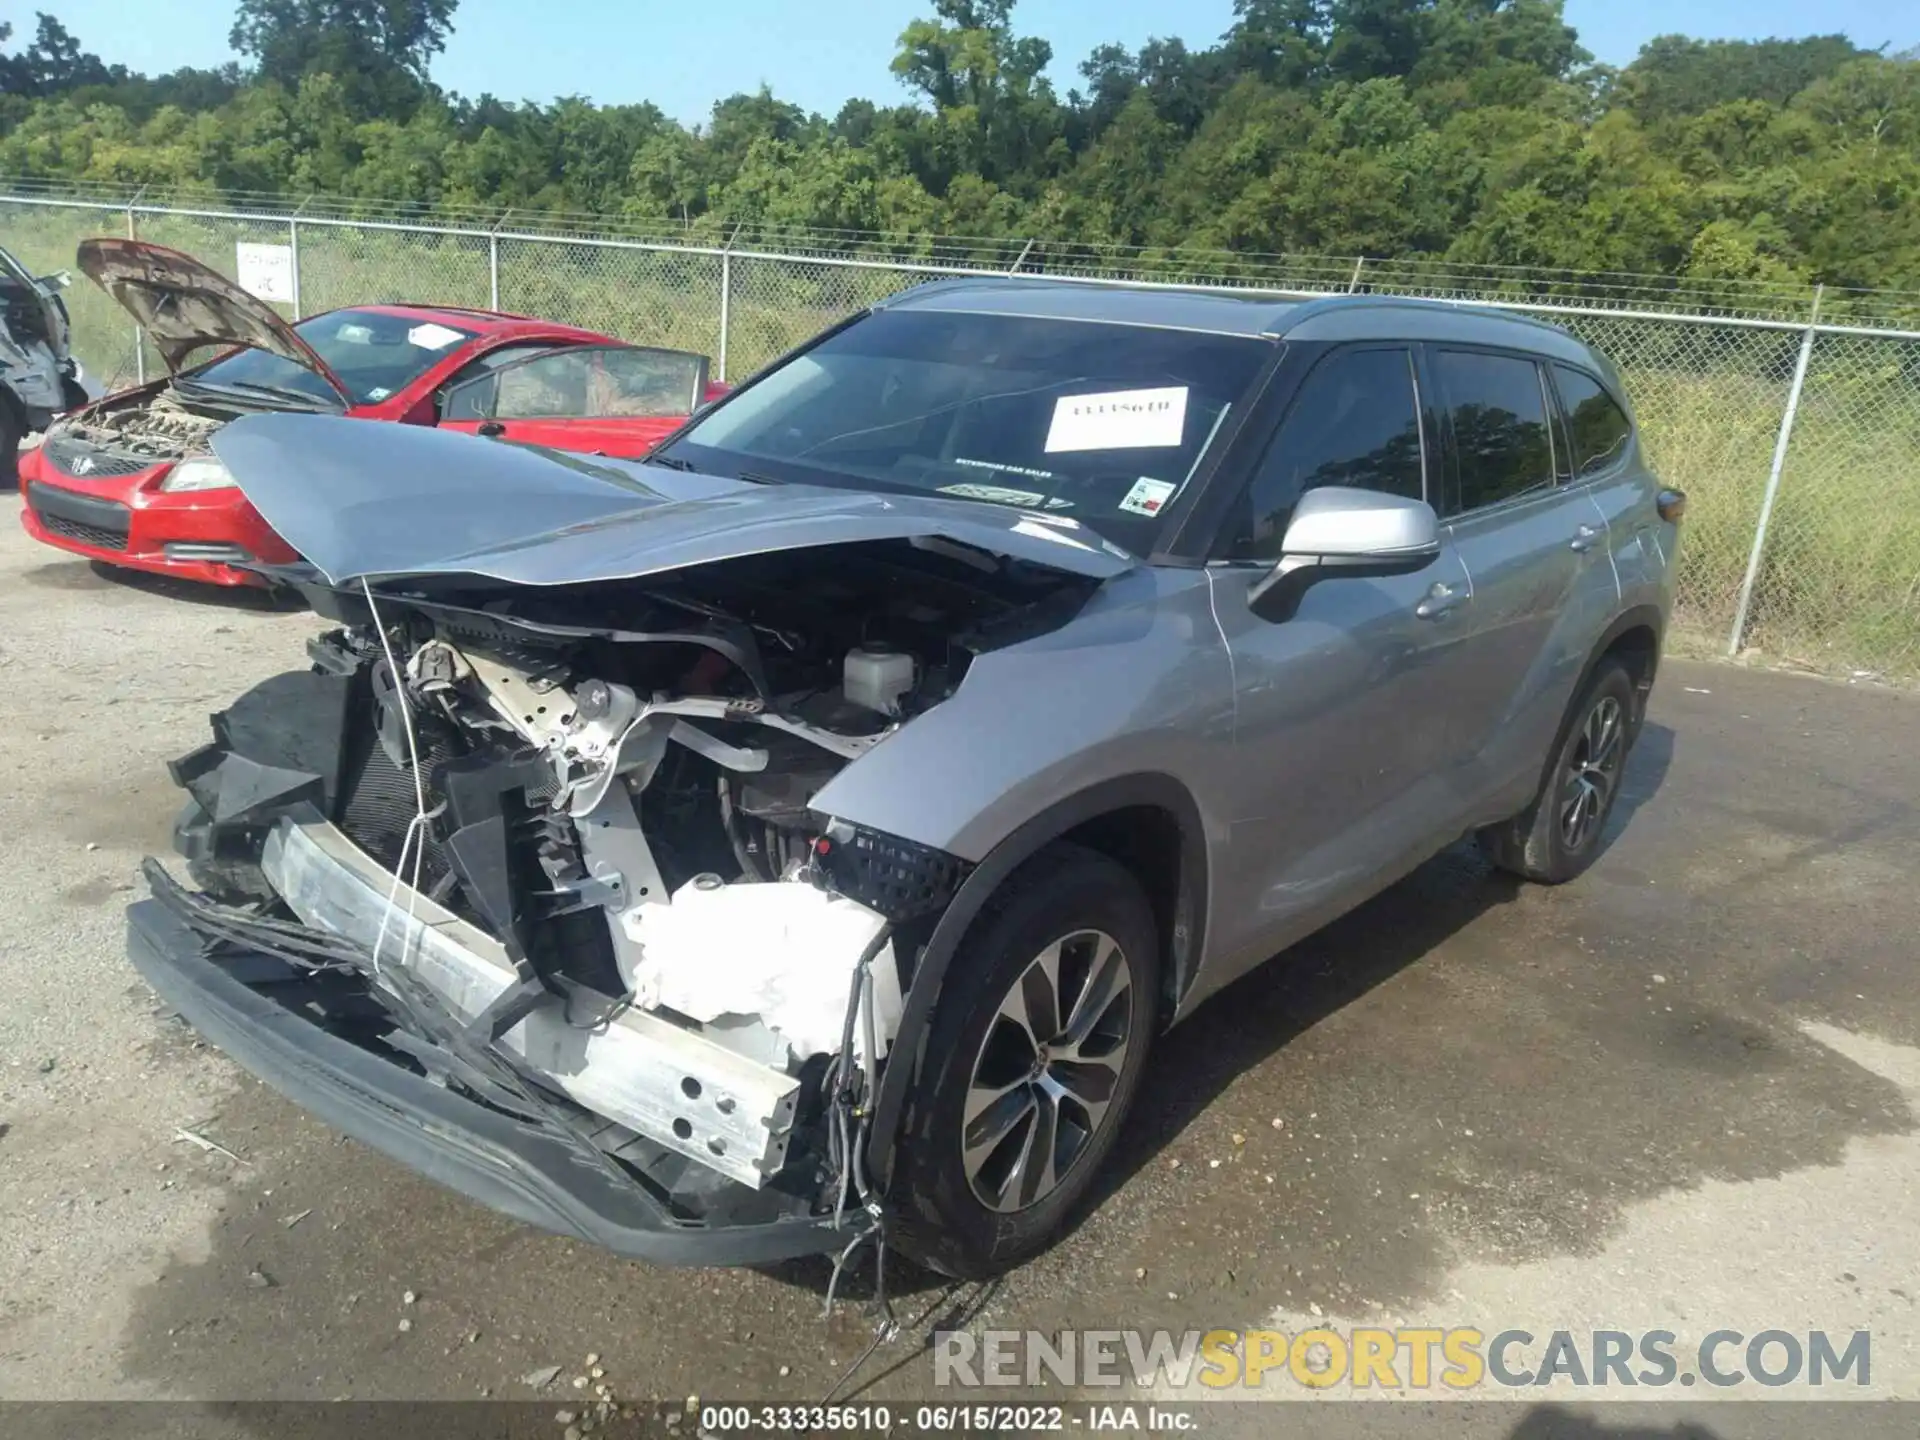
[844,644,915,716]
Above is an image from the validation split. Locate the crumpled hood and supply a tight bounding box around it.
[211,412,1137,586]
[77,238,348,398]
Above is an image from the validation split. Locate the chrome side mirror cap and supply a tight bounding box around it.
[1249,487,1441,622]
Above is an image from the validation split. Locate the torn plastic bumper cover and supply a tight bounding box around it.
[127,895,861,1265]
[134,651,926,1264]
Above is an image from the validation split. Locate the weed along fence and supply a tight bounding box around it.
[5,178,1918,681]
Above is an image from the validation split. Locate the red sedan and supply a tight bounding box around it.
[20,239,723,587]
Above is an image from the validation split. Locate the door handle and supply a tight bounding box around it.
[1415,582,1465,620]
[477,420,506,438]
[1569,523,1602,553]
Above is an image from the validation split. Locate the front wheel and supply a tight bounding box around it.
[889,844,1159,1278]
[1479,658,1637,884]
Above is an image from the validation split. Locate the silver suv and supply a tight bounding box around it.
[129,282,1682,1279]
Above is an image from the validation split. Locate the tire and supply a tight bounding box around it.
[889,843,1160,1279]
[1479,658,1637,884]
[0,399,21,488]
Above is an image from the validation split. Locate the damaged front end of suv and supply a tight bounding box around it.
[129,411,1131,1270]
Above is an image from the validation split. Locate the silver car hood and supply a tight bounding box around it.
[211,413,1137,587]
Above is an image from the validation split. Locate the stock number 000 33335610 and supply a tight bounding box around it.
[698,1403,1084,1432]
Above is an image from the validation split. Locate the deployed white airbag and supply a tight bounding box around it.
[625,879,902,1065]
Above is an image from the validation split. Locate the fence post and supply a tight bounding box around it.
[1348,256,1366,293]
[127,188,146,385]
[288,215,303,319]
[717,226,738,382]
[1007,238,1037,276]
[489,209,510,311]
[1728,284,1823,657]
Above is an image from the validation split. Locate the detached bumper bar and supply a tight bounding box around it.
[126,898,860,1267]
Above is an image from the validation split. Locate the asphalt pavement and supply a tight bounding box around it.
[1,495,1915,1432]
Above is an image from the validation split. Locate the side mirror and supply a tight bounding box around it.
[1248,487,1441,623]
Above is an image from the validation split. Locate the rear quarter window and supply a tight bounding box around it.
[1553,364,1634,477]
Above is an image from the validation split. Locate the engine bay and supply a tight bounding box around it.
[48,389,230,465]
[162,540,1091,1198]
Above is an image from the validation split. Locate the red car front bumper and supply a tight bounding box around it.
[18,449,299,588]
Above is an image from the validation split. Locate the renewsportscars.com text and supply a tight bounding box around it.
[933,1327,1872,1391]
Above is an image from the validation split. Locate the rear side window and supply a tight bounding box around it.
[1221,347,1424,560]
[1553,365,1634,477]
[1435,350,1554,513]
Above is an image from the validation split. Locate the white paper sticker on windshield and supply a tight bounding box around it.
[1045,386,1188,453]
[407,322,465,351]
[1118,477,1176,517]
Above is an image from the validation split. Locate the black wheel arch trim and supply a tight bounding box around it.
[866,771,1208,1190]
[1588,604,1666,709]
[1523,604,1665,811]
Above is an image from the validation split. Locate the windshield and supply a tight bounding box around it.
[186,308,477,407]
[655,308,1270,550]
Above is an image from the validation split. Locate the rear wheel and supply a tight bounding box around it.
[1479,658,1636,884]
[889,844,1159,1278]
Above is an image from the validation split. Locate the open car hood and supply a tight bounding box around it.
[77,238,349,399]
[211,412,1138,587]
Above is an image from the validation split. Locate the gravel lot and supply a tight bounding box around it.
[1,488,1916,1433]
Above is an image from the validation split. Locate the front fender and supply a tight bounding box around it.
[810,567,1234,861]
[813,567,1235,1190]
[864,771,1212,1191]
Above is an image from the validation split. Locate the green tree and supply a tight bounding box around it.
[891,0,1062,189]
[229,0,459,116]
[1615,35,1871,123]
[0,12,126,97]
[0,0,1915,294]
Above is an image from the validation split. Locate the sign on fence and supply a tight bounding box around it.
[235,242,296,304]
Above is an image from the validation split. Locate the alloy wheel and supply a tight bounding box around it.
[1559,693,1625,852]
[961,928,1136,1213]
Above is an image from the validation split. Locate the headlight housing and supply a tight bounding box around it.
[161,457,237,493]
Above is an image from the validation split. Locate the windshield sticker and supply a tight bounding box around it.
[953,456,1056,482]
[365,386,393,401]
[1118,477,1177,517]
[941,481,1073,511]
[407,322,465,351]
[1045,386,1188,453]
[941,482,1043,505]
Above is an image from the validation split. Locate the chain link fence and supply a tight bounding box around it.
[4,184,1917,681]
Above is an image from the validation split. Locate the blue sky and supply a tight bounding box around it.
[30,0,1920,125]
